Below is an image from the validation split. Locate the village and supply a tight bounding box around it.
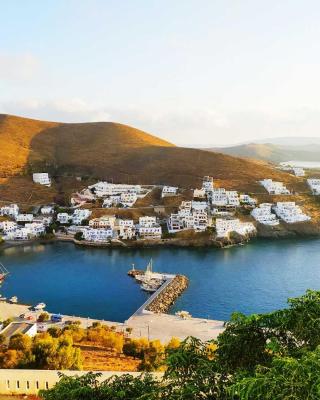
[0,168,318,247]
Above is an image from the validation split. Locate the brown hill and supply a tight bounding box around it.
[0,114,301,205]
[207,143,320,164]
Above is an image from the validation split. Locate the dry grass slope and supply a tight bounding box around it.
[0,114,301,205]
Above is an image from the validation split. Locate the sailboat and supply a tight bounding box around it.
[0,262,9,283]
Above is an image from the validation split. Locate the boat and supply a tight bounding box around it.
[140,283,157,293]
[135,259,165,283]
[34,302,46,310]
[9,296,18,304]
[0,262,9,283]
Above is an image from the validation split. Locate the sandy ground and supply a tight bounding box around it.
[127,313,224,342]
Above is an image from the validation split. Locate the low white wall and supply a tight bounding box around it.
[0,369,159,395]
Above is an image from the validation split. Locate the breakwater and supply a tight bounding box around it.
[145,274,189,313]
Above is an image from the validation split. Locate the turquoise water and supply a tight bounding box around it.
[0,239,320,322]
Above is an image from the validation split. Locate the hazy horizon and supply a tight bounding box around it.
[2,1,320,146]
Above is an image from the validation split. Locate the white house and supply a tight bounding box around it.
[117,220,135,239]
[307,179,320,195]
[202,176,214,192]
[293,167,305,177]
[260,179,290,195]
[0,221,18,233]
[274,202,311,223]
[191,201,208,212]
[139,216,157,227]
[89,216,116,229]
[72,209,92,225]
[240,194,257,206]
[193,188,206,198]
[216,218,256,238]
[24,222,46,236]
[251,203,279,226]
[16,214,34,223]
[161,186,178,198]
[120,192,137,207]
[57,213,72,224]
[33,173,51,187]
[83,227,113,242]
[41,206,54,215]
[138,225,162,239]
[0,204,19,219]
[89,181,141,197]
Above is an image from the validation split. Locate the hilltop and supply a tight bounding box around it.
[0,114,302,205]
[207,142,320,164]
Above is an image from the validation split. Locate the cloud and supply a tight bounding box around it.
[0,53,40,81]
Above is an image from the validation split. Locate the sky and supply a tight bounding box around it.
[1,0,320,146]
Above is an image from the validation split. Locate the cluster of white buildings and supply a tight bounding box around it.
[251,203,279,226]
[215,218,256,238]
[33,173,51,187]
[167,201,210,233]
[307,179,320,195]
[251,202,310,225]
[0,204,48,240]
[260,179,290,195]
[86,181,142,208]
[73,214,162,242]
[274,202,311,223]
[57,209,92,225]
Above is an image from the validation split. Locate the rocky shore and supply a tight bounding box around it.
[145,275,189,314]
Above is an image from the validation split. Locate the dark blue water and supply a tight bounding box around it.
[0,239,320,322]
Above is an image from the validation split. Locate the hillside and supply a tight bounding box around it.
[0,114,302,205]
[208,143,320,164]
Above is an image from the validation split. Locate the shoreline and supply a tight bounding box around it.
[1,228,320,253]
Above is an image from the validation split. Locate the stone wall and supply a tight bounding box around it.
[145,275,189,313]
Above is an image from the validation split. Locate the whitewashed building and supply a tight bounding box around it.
[293,167,305,177]
[0,221,18,233]
[216,218,256,238]
[138,225,162,239]
[83,227,113,242]
[57,213,72,224]
[117,219,135,240]
[251,203,279,226]
[89,181,141,197]
[0,204,19,219]
[41,206,54,215]
[202,176,214,192]
[193,188,206,198]
[240,194,257,206]
[139,216,157,227]
[260,179,290,195]
[274,202,311,223]
[16,214,33,223]
[72,209,92,225]
[33,173,51,187]
[307,179,320,195]
[89,216,116,229]
[24,222,46,236]
[161,186,178,198]
[120,192,137,207]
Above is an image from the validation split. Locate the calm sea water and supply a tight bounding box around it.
[0,239,320,322]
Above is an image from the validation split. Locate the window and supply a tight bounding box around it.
[45,382,49,389]
[16,380,20,389]
[6,380,10,389]
[26,381,30,390]
[36,381,39,389]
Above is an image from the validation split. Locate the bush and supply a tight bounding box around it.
[74,232,84,241]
